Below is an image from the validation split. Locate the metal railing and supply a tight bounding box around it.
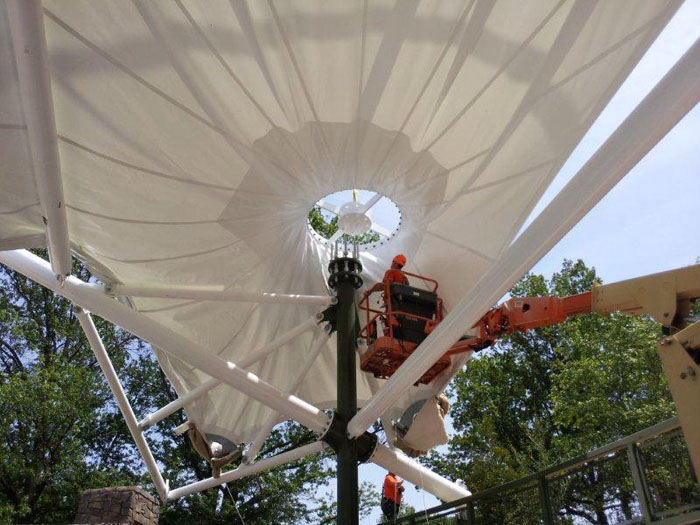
[394,417,700,524]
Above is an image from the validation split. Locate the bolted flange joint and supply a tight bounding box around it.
[328,257,363,290]
[321,411,378,464]
[319,305,338,334]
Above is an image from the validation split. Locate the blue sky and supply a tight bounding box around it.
[356,2,700,522]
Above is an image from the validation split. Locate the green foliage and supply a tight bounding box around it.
[308,206,380,245]
[0,252,336,523]
[427,259,682,524]
[312,481,380,523]
[0,251,144,522]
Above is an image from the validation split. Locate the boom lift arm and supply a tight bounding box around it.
[448,262,700,354]
[456,292,593,352]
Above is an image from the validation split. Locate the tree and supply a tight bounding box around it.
[0,251,144,523]
[312,481,381,524]
[0,252,336,523]
[427,260,681,524]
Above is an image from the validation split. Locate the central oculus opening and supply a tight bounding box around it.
[308,189,401,249]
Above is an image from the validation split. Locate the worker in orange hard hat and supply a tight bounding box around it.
[370,254,409,293]
[366,255,409,340]
[386,254,409,285]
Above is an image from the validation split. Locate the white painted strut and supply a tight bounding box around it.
[139,377,221,431]
[138,315,323,429]
[6,0,71,279]
[244,330,331,463]
[347,35,700,439]
[75,310,169,501]
[168,441,327,500]
[359,192,382,214]
[370,444,470,502]
[109,283,334,306]
[0,250,330,434]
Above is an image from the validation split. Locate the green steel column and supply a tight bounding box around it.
[337,275,358,524]
[327,253,363,525]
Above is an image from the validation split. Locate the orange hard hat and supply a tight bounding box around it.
[392,254,406,268]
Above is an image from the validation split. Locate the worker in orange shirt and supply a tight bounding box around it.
[370,254,409,293]
[367,255,409,341]
[381,471,405,520]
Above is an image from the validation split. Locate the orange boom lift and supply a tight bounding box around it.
[358,265,696,385]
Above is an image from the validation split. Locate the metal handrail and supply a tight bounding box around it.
[393,416,700,525]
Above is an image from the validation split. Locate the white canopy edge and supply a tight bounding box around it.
[348,34,700,438]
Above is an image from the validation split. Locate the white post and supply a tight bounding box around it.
[244,330,331,463]
[138,315,323,430]
[6,0,71,279]
[167,441,327,500]
[75,309,169,501]
[109,283,334,306]
[370,444,470,502]
[0,250,330,434]
[347,37,700,438]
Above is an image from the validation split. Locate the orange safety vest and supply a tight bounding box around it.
[383,268,409,286]
[383,474,402,504]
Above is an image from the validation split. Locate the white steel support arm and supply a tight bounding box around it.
[317,199,340,215]
[7,0,71,279]
[75,309,169,501]
[244,330,331,463]
[138,315,323,429]
[359,192,382,213]
[0,250,330,434]
[109,283,334,306]
[370,444,470,502]
[139,377,221,430]
[348,36,700,438]
[168,441,327,500]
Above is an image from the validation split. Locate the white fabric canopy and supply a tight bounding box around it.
[0,0,681,444]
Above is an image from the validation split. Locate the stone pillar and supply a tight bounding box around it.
[74,486,160,524]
